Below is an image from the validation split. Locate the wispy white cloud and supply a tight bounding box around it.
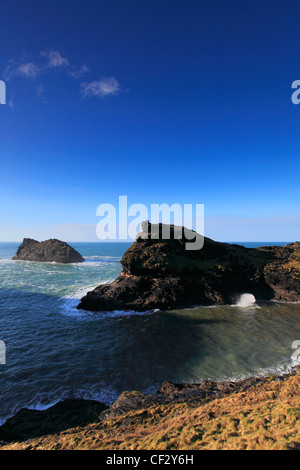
[35,84,44,97]
[18,62,41,78]
[3,50,79,81]
[68,64,90,80]
[41,50,89,80]
[41,50,69,69]
[80,77,120,98]
[2,52,121,103]
[35,84,47,104]
[3,60,41,81]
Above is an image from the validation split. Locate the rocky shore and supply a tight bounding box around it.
[78,221,300,312]
[13,238,84,263]
[1,367,300,450]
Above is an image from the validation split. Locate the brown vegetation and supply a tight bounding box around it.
[1,372,300,451]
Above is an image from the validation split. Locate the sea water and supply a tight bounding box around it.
[0,241,299,424]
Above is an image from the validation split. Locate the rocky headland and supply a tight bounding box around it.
[1,367,300,450]
[13,238,84,264]
[77,221,300,312]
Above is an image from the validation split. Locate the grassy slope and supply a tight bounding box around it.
[1,373,300,451]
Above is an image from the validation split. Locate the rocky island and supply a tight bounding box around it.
[77,221,300,311]
[13,238,84,264]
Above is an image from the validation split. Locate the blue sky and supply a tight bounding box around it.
[1,0,300,241]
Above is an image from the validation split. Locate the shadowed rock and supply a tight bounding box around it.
[13,238,84,263]
[0,399,108,443]
[77,221,300,312]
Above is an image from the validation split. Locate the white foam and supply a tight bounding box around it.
[0,258,15,264]
[59,284,159,319]
[60,299,157,320]
[0,385,119,425]
[27,385,118,408]
[235,293,257,308]
[59,278,160,319]
[224,360,294,383]
[72,261,109,267]
[108,309,157,318]
[178,359,295,386]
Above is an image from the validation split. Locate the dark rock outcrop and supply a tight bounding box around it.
[13,238,84,263]
[0,399,108,443]
[77,221,300,312]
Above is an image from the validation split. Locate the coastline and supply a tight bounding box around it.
[1,239,300,450]
[1,366,299,450]
[0,355,294,423]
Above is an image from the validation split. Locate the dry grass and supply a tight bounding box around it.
[1,374,300,451]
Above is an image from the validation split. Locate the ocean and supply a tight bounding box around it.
[0,241,300,425]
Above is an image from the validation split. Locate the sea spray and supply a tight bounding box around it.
[236,293,256,307]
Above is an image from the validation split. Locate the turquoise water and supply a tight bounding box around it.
[0,241,299,424]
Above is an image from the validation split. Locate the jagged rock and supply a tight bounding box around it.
[99,391,167,421]
[157,377,264,397]
[0,399,108,443]
[77,221,300,312]
[13,238,84,263]
[96,368,300,421]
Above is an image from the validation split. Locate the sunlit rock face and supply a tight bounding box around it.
[77,222,300,312]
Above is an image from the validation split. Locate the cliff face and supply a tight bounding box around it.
[77,222,300,312]
[1,369,300,450]
[260,242,300,302]
[13,238,84,264]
